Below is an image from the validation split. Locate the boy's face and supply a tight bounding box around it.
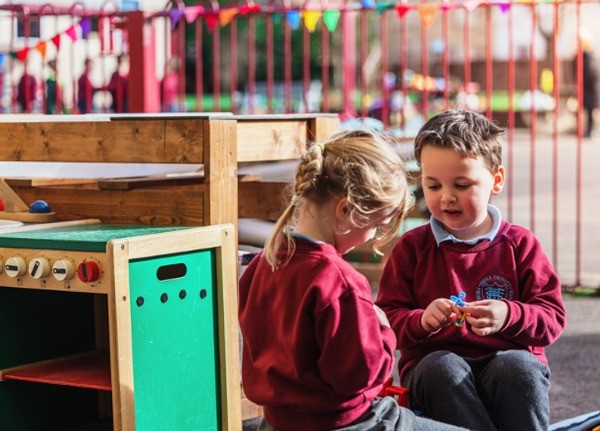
[420,145,505,240]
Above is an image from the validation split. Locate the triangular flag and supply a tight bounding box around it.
[377,2,396,14]
[65,25,78,41]
[35,41,47,58]
[418,4,438,29]
[464,0,482,12]
[169,9,185,30]
[9,52,18,60]
[219,9,238,27]
[441,3,461,11]
[204,13,219,31]
[286,11,301,29]
[0,54,4,70]
[302,10,320,33]
[52,34,61,49]
[239,4,261,14]
[323,10,340,32]
[498,2,511,13]
[184,5,204,23]
[362,0,377,9]
[79,17,92,38]
[395,4,411,19]
[16,48,28,62]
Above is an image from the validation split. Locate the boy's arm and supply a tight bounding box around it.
[500,232,567,346]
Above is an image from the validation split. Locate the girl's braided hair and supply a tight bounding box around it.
[263,129,412,270]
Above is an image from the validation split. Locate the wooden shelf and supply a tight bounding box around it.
[1,351,111,391]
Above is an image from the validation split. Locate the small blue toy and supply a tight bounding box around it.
[29,200,51,214]
[450,292,467,327]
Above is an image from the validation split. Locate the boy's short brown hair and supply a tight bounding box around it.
[414,109,505,171]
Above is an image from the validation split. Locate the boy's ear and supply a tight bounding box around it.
[334,197,351,221]
[491,165,506,196]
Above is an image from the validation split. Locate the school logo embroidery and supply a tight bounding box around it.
[476,275,514,301]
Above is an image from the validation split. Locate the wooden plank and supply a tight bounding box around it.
[12,186,205,226]
[238,182,288,221]
[204,119,238,227]
[236,120,308,162]
[0,178,29,211]
[98,171,204,190]
[0,120,196,164]
[164,119,206,163]
[4,178,100,187]
[308,115,340,143]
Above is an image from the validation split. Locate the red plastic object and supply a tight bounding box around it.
[379,376,409,407]
[0,199,4,211]
[77,260,101,283]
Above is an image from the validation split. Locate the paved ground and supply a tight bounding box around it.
[547,293,600,424]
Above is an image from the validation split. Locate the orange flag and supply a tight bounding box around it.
[418,4,438,29]
[219,8,238,27]
[35,41,47,58]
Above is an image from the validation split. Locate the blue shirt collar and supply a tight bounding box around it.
[430,204,502,246]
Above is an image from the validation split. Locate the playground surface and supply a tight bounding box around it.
[547,293,600,424]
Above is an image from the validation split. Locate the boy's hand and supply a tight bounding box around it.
[460,300,508,336]
[421,298,460,332]
[373,304,391,327]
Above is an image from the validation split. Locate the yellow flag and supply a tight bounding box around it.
[219,9,238,27]
[302,10,321,33]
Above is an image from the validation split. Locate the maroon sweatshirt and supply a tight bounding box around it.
[239,239,395,431]
[376,221,567,381]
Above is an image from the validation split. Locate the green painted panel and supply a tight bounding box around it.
[0,225,190,252]
[129,249,221,431]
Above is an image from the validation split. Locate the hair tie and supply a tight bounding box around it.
[291,194,301,206]
[317,143,326,154]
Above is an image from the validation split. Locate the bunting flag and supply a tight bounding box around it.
[302,10,321,33]
[0,53,4,69]
[35,41,47,58]
[418,4,438,28]
[204,13,219,31]
[51,34,62,49]
[377,2,396,13]
[323,10,341,32]
[219,9,238,27]
[65,25,78,41]
[169,9,185,30]
[184,5,204,23]
[464,0,483,11]
[395,4,411,19]
[362,0,378,9]
[79,17,92,38]
[16,48,29,62]
[498,1,511,12]
[239,4,261,14]
[286,11,301,30]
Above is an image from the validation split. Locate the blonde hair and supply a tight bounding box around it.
[263,129,412,271]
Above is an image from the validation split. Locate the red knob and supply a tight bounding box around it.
[77,260,101,283]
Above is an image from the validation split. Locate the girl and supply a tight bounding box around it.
[239,130,467,431]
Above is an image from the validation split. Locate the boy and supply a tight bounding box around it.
[376,110,567,430]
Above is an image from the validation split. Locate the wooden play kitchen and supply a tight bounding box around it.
[0,113,339,430]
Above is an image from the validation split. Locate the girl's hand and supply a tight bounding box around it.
[421,298,460,333]
[460,300,509,336]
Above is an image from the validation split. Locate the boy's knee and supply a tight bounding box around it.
[492,350,550,386]
[415,351,470,385]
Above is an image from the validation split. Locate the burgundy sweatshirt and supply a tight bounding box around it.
[239,239,395,431]
[376,221,567,381]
